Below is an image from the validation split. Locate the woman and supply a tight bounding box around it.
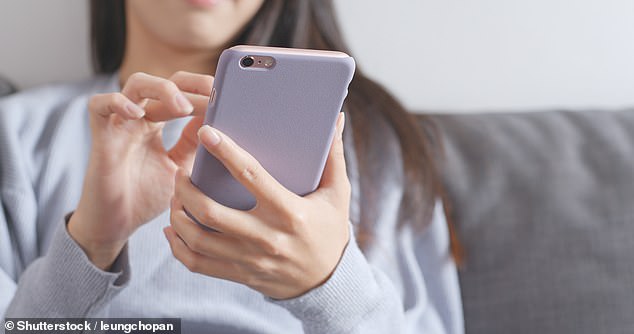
[0,0,463,333]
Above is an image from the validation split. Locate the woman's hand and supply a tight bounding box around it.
[68,71,214,270]
[165,113,350,300]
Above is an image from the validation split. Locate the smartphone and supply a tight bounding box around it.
[191,45,355,210]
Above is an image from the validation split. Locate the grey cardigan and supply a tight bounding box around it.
[0,75,463,333]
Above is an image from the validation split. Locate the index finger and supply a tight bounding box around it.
[121,72,194,121]
[134,72,215,121]
[169,71,214,96]
[197,125,296,210]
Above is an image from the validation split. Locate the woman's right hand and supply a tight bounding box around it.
[68,71,213,270]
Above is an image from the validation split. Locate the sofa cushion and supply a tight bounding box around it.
[426,110,634,334]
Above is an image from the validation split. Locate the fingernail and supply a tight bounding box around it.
[198,125,221,146]
[125,102,145,118]
[175,92,194,114]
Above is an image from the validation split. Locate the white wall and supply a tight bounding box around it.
[1,0,634,112]
[0,0,91,88]
[334,0,634,111]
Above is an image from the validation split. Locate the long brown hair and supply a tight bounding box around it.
[90,0,461,259]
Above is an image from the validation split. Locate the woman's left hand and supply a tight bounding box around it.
[164,113,350,300]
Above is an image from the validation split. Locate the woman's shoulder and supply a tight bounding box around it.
[0,74,117,153]
[0,74,117,122]
[0,75,118,192]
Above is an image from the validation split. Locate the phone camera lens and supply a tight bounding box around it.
[241,56,255,67]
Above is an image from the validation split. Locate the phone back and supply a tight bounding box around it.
[191,46,355,210]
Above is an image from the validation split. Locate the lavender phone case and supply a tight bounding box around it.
[191,46,355,210]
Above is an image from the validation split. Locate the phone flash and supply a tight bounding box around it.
[264,59,274,67]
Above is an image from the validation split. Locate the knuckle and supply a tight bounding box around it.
[133,71,148,79]
[239,162,261,184]
[125,72,147,90]
[187,233,205,253]
[283,210,307,233]
[128,72,145,82]
[159,80,179,95]
[88,93,126,118]
[171,70,187,79]
[247,255,273,275]
[201,204,219,225]
[257,233,286,257]
[109,92,127,106]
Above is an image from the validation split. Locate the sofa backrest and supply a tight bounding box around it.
[424,110,634,334]
[0,76,16,97]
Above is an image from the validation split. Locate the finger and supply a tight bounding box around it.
[144,71,214,121]
[163,226,240,282]
[314,112,350,203]
[122,72,194,120]
[169,71,214,96]
[88,92,145,120]
[170,197,246,262]
[197,125,294,208]
[167,116,204,171]
[174,168,258,238]
[143,92,209,121]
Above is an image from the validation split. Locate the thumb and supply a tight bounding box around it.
[317,112,350,203]
[167,116,204,172]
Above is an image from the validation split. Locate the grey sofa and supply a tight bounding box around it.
[426,111,634,334]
